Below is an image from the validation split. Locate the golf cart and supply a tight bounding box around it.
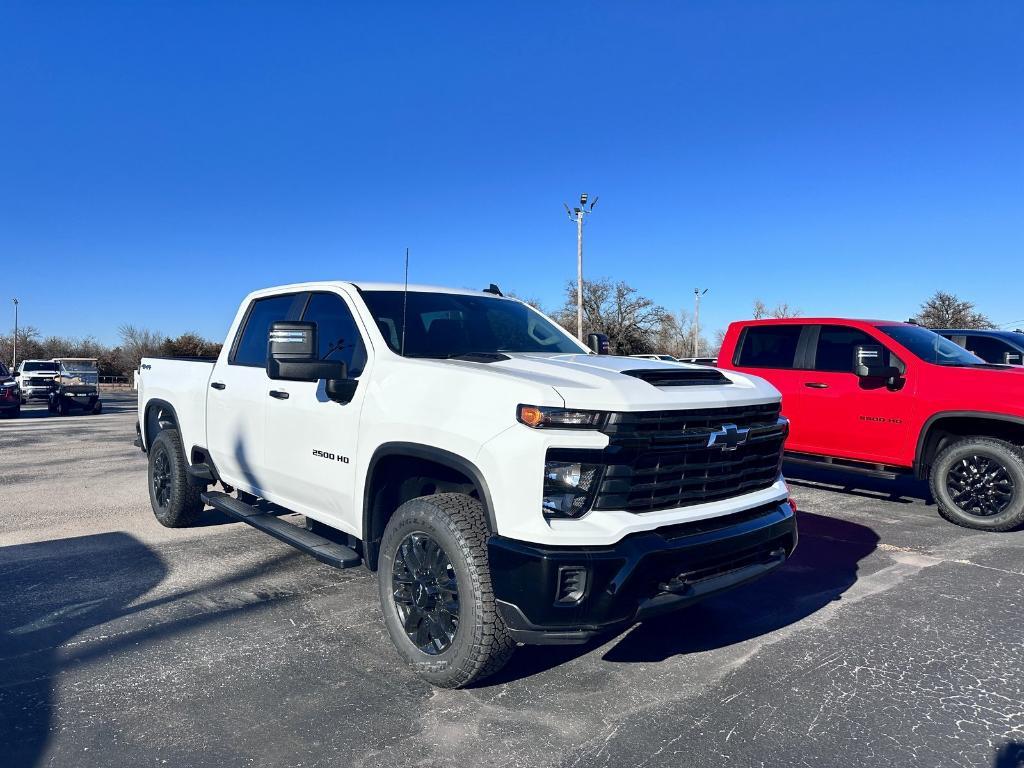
[48,358,103,416]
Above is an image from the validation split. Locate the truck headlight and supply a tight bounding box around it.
[543,459,602,518]
[518,405,604,429]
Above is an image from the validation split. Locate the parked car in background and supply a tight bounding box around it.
[933,329,1024,366]
[0,361,20,418]
[14,359,60,403]
[678,357,719,366]
[720,318,1024,531]
[136,281,797,687]
[48,358,102,415]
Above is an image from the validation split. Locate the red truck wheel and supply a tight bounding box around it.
[930,437,1024,531]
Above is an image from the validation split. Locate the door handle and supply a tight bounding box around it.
[269,390,290,400]
[804,382,829,389]
[210,382,226,390]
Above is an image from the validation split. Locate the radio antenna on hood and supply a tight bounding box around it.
[400,247,409,357]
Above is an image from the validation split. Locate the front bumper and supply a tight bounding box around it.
[21,386,53,400]
[489,500,797,645]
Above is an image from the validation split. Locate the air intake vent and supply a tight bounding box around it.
[621,368,730,387]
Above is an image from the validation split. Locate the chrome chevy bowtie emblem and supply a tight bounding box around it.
[706,423,750,451]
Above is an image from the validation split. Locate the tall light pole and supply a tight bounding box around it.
[564,193,598,341]
[692,288,708,357]
[11,298,18,369]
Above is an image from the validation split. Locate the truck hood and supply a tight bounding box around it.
[449,353,780,411]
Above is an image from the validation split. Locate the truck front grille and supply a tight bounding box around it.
[592,403,786,513]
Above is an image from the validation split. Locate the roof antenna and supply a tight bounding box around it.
[400,247,409,357]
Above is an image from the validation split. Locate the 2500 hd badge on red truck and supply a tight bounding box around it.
[136,282,796,687]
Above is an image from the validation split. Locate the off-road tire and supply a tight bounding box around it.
[47,398,56,414]
[92,400,103,414]
[378,493,515,688]
[930,437,1024,531]
[148,428,204,528]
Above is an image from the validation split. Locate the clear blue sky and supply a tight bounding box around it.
[3,2,1022,345]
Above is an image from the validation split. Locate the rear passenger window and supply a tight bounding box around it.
[232,293,306,366]
[301,292,368,376]
[813,326,880,372]
[735,326,803,368]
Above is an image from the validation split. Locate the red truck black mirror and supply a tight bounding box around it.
[854,344,900,380]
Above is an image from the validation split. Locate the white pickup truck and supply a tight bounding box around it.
[136,281,796,687]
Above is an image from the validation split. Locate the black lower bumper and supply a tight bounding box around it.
[489,500,797,645]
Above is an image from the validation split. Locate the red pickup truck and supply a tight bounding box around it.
[720,318,1024,531]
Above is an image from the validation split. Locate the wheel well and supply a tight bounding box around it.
[917,416,1024,478]
[144,400,179,448]
[362,453,487,570]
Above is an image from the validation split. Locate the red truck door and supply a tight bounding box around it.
[726,324,819,450]
[795,324,916,465]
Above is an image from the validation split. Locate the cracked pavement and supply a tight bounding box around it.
[1,394,1022,767]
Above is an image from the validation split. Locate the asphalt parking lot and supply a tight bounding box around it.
[1,392,1023,768]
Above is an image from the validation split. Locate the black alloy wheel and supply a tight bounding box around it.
[946,454,1015,517]
[391,532,460,655]
[151,446,173,510]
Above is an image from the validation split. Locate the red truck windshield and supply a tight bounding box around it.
[879,325,986,366]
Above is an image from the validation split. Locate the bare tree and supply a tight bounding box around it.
[752,299,802,319]
[652,309,716,358]
[552,278,666,355]
[915,291,993,329]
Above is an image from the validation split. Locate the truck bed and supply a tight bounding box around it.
[137,356,216,454]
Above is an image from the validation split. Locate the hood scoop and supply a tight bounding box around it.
[621,368,731,387]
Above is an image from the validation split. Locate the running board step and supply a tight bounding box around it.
[783,453,902,480]
[202,491,361,569]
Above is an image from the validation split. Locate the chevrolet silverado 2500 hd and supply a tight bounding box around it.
[137,282,796,687]
[721,318,1024,531]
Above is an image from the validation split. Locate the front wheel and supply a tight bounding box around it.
[930,437,1024,531]
[377,493,515,688]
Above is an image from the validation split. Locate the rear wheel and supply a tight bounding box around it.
[148,428,204,528]
[377,493,515,688]
[930,437,1024,531]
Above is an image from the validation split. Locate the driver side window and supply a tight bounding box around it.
[813,325,902,373]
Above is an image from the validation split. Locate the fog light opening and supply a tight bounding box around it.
[555,566,588,604]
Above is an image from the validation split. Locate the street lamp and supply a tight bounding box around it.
[11,298,18,369]
[563,193,598,341]
[692,289,708,357]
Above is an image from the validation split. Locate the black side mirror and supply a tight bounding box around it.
[587,332,610,355]
[854,344,900,379]
[12,371,18,377]
[267,321,344,382]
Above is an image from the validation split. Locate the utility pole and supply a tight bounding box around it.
[692,288,708,357]
[564,193,598,340]
[11,298,18,369]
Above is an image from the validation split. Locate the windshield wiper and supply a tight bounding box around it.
[405,351,510,363]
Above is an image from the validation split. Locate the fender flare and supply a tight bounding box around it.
[362,442,498,562]
[142,398,182,449]
[914,410,1024,477]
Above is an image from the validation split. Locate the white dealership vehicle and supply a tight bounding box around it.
[136,281,796,687]
[14,359,59,403]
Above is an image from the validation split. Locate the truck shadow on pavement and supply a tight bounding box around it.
[0,532,166,766]
[0,531,296,767]
[491,509,879,683]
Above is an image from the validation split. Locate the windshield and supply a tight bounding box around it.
[23,361,58,372]
[359,291,585,357]
[879,325,986,366]
[0,362,8,377]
